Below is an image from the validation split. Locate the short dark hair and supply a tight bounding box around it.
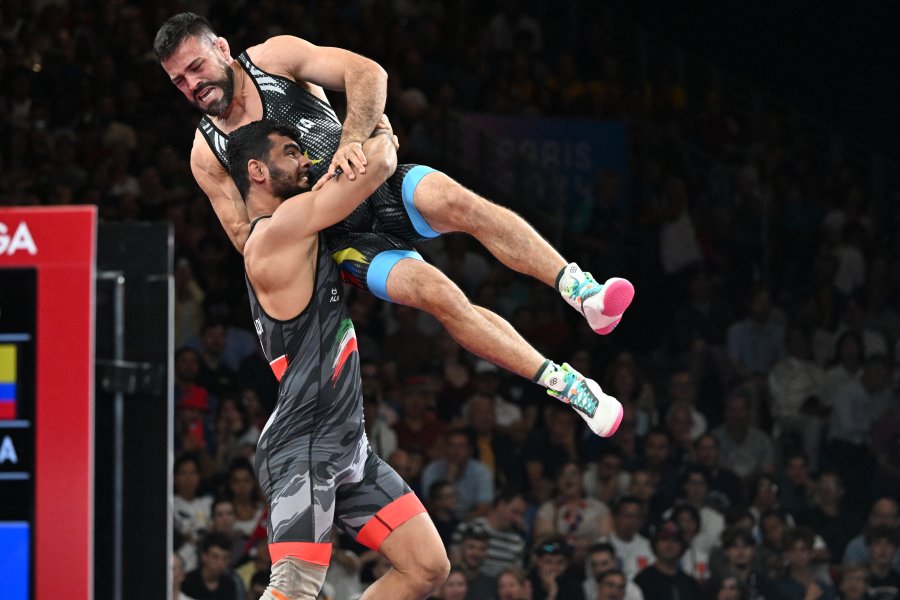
[226,120,301,198]
[783,526,815,550]
[596,568,625,584]
[201,531,233,554]
[587,542,616,557]
[721,526,756,549]
[154,13,217,61]
[865,525,899,547]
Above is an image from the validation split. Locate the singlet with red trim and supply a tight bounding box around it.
[245,219,361,443]
[198,51,342,185]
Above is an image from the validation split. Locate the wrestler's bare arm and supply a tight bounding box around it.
[249,35,388,179]
[189,130,250,253]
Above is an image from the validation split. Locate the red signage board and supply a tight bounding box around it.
[0,206,96,600]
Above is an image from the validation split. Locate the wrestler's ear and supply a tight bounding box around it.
[247,159,267,185]
[215,36,231,59]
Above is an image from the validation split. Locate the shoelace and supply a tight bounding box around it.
[560,370,599,414]
[569,273,599,303]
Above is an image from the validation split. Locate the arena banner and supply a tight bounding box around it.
[461,114,629,221]
[0,206,96,600]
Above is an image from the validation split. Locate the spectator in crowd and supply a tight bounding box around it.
[224,458,265,540]
[767,326,828,469]
[583,446,631,506]
[668,504,710,583]
[213,394,259,475]
[428,480,461,549]
[596,568,629,600]
[674,466,726,555]
[173,552,197,600]
[528,537,585,600]
[421,427,494,519]
[465,392,525,493]
[713,391,776,479]
[193,320,238,399]
[608,496,655,582]
[797,470,860,565]
[776,451,816,518]
[583,542,645,600]
[455,525,497,599]
[865,526,900,597]
[323,532,363,600]
[524,402,583,503]
[871,390,900,499]
[663,370,708,440]
[634,520,701,600]
[182,532,244,600]
[827,354,895,507]
[454,491,528,577]
[822,330,864,406]
[769,527,835,600]
[496,567,533,600]
[174,454,213,545]
[206,498,244,567]
[711,575,744,600]
[726,288,785,382]
[693,433,743,512]
[395,376,446,458]
[363,391,398,460]
[247,571,270,600]
[234,538,270,593]
[533,459,612,563]
[434,567,468,600]
[712,526,771,600]
[636,428,681,509]
[837,563,869,600]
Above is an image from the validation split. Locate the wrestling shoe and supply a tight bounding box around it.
[558,263,634,335]
[543,363,624,437]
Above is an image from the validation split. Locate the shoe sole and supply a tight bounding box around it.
[601,402,625,437]
[587,278,635,335]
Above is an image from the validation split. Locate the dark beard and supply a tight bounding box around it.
[269,164,306,199]
[193,62,235,116]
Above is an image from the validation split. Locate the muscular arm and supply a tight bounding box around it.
[190,131,250,253]
[245,129,398,317]
[253,35,388,174]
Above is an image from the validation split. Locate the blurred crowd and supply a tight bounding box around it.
[2,1,899,600]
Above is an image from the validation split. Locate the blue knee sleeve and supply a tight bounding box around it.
[367,250,423,301]
[401,166,440,239]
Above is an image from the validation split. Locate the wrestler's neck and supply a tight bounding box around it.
[213,62,248,123]
[245,189,281,222]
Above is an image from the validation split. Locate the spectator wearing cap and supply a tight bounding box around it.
[865,526,900,596]
[175,384,214,464]
[528,536,585,600]
[456,525,498,599]
[452,491,528,577]
[421,428,494,519]
[608,496,655,582]
[634,520,701,600]
[583,542,645,600]
[394,375,446,458]
[769,527,835,600]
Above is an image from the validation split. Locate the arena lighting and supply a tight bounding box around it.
[0,206,96,600]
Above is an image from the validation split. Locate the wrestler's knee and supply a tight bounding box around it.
[262,556,328,600]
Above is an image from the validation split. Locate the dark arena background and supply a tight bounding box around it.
[0,2,898,600]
